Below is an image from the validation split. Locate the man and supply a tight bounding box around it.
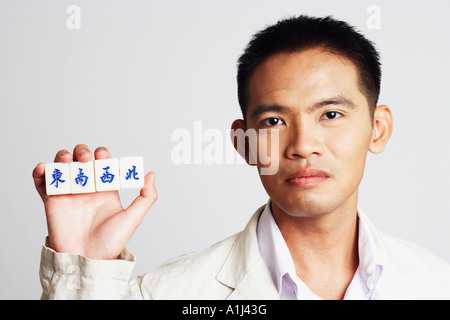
[34,15,450,299]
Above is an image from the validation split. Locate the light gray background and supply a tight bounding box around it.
[1,0,449,299]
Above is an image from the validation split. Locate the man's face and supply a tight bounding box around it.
[245,48,375,218]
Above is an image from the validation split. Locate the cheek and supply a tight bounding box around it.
[325,124,372,179]
[254,131,285,191]
[259,172,283,205]
[254,130,282,171]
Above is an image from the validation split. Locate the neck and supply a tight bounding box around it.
[271,194,359,299]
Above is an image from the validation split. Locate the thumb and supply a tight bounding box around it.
[125,171,158,226]
[32,162,48,201]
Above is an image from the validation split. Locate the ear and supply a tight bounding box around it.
[369,105,393,154]
[230,119,257,166]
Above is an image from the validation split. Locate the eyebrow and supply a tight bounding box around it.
[249,94,356,120]
[307,95,356,113]
[249,104,292,119]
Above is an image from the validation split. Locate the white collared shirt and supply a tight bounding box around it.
[256,199,383,300]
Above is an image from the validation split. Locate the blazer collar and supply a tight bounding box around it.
[215,204,279,299]
[216,204,386,300]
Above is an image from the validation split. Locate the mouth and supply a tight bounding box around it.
[285,167,330,187]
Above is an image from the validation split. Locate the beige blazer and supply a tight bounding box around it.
[40,205,450,299]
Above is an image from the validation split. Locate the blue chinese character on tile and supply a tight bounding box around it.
[100,166,115,183]
[75,168,89,187]
[50,168,65,188]
[125,165,139,181]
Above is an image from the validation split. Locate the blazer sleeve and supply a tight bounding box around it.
[39,240,148,300]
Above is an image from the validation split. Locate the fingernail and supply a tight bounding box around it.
[150,173,156,186]
[78,150,88,158]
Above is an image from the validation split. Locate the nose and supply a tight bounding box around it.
[285,121,323,160]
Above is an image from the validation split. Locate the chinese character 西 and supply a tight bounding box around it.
[100,166,115,183]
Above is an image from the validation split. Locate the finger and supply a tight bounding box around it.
[73,144,92,162]
[32,162,47,200]
[94,146,111,160]
[124,172,157,226]
[54,150,72,163]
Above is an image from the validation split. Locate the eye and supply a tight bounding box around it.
[321,111,343,120]
[261,117,285,127]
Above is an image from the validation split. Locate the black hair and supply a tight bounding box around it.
[237,15,381,121]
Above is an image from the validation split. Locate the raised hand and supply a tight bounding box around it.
[32,144,157,260]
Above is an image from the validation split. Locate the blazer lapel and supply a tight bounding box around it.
[215,205,279,300]
[225,259,279,299]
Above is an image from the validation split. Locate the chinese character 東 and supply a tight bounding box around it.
[50,168,65,188]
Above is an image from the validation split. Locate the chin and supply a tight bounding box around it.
[262,174,356,217]
[270,187,345,218]
[283,200,333,218]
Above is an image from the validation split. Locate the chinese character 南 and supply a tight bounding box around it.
[100,166,115,183]
[50,168,65,188]
[125,165,139,181]
[75,168,88,187]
